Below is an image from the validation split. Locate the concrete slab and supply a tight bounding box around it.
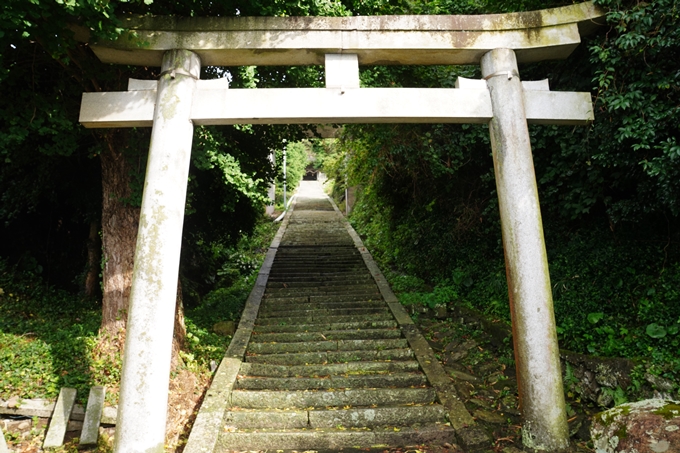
[43,388,77,449]
[81,86,592,128]
[84,3,604,66]
[79,386,106,446]
[0,424,8,453]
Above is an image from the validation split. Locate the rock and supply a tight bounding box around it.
[6,396,19,408]
[448,349,469,361]
[447,339,477,362]
[444,362,470,373]
[468,398,492,409]
[449,370,479,382]
[561,351,635,389]
[428,339,445,352]
[444,339,462,353]
[454,381,474,399]
[473,409,507,424]
[500,395,520,415]
[503,447,523,453]
[17,420,31,431]
[213,321,236,337]
[645,373,675,393]
[591,398,680,453]
[487,372,507,386]
[476,361,501,377]
[456,425,492,451]
[597,390,614,408]
[67,420,83,432]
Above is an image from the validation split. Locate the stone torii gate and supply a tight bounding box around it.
[79,3,604,451]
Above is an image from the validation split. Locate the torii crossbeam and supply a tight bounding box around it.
[79,3,604,452]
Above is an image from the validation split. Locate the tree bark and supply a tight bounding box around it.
[99,130,187,363]
[84,219,101,298]
[100,132,140,336]
[172,279,187,370]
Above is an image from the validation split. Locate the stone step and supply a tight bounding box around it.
[257,307,389,320]
[259,296,309,304]
[264,284,378,295]
[248,338,409,354]
[216,425,456,450]
[268,271,368,278]
[274,247,356,253]
[266,273,369,280]
[273,253,360,259]
[239,360,422,378]
[271,265,365,272]
[236,372,428,390]
[266,278,373,288]
[277,241,356,246]
[254,312,393,326]
[230,387,437,409]
[308,405,447,429]
[271,257,363,264]
[224,404,446,429]
[261,296,383,306]
[309,294,383,303]
[245,348,415,365]
[263,290,381,300]
[252,319,397,333]
[259,300,387,313]
[250,328,401,343]
[274,255,359,260]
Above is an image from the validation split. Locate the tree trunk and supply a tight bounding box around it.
[172,279,187,370]
[99,131,187,362]
[100,132,140,336]
[84,219,100,298]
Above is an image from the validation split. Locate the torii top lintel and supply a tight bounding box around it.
[89,1,605,67]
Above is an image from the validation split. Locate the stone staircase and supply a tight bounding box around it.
[187,182,487,452]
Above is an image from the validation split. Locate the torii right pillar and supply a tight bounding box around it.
[481,48,570,451]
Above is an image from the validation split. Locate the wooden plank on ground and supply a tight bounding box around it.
[80,386,106,446]
[43,388,77,449]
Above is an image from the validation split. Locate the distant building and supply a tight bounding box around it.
[303,165,319,181]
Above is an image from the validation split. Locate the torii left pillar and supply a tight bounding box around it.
[114,49,200,453]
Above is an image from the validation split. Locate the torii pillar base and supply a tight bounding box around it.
[481,48,570,451]
[114,49,201,453]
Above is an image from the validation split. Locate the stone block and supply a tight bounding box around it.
[80,386,106,446]
[43,388,77,449]
[591,399,680,453]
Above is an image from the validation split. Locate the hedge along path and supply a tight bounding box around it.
[184,181,489,452]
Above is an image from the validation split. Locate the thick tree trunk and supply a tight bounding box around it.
[100,133,140,336]
[99,131,187,362]
[84,219,101,298]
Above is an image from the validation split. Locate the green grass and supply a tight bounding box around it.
[0,215,281,405]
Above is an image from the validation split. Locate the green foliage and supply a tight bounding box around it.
[192,126,269,205]
[183,216,280,365]
[0,259,108,401]
[399,283,459,309]
[322,0,680,392]
[587,0,680,219]
[0,210,278,402]
[195,283,251,324]
[279,141,311,193]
